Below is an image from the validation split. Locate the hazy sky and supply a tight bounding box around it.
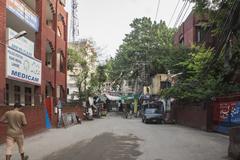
[67,0,194,62]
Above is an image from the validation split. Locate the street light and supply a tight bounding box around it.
[7,30,27,42]
[0,30,27,46]
[171,72,183,78]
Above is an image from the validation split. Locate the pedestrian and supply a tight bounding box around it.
[0,103,28,160]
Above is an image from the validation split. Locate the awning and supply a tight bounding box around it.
[105,93,121,101]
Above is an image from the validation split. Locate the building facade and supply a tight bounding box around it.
[67,40,97,102]
[149,74,177,95]
[0,0,68,106]
[174,11,214,48]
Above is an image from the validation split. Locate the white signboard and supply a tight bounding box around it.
[6,47,42,85]
[6,0,39,31]
[7,28,34,57]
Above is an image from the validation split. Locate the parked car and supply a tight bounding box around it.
[140,101,164,116]
[142,107,164,124]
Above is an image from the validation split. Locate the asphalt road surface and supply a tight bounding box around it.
[42,112,229,160]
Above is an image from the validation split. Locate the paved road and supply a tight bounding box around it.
[0,112,229,160]
[43,113,229,160]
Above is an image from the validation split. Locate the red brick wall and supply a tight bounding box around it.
[0,106,46,144]
[35,0,68,100]
[0,0,6,105]
[173,11,213,48]
[183,12,195,47]
[172,103,208,130]
[173,12,195,47]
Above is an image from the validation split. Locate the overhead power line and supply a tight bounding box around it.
[154,0,161,21]
[168,0,181,27]
[173,1,188,28]
[179,2,191,25]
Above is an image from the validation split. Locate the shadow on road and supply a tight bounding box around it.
[43,132,142,160]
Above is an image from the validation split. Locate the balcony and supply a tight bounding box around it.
[22,0,36,12]
[6,0,39,32]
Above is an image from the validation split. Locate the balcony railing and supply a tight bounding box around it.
[6,0,39,31]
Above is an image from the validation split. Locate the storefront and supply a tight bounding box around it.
[5,28,41,106]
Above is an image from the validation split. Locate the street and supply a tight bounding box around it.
[1,113,229,160]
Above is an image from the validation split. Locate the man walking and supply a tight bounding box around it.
[0,103,28,160]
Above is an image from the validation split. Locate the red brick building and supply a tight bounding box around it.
[0,0,68,106]
[0,0,68,140]
[174,11,215,48]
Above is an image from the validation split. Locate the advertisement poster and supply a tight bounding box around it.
[6,47,41,85]
[7,28,34,57]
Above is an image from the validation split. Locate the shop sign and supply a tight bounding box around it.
[6,47,42,85]
[6,0,39,31]
[7,28,34,57]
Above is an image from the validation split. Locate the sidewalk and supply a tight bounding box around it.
[0,117,110,160]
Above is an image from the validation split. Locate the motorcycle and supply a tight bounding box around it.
[83,107,93,120]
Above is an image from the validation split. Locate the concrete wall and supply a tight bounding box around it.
[151,74,171,95]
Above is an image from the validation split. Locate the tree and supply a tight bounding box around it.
[189,0,240,82]
[67,39,98,102]
[107,17,177,88]
[161,46,240,102]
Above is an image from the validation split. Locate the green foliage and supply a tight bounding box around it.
[161,46,240,102]
[67,39,100,101]
[67,48,80,71]
[107,17,176,84]
[106,12,240,102]
[88,65,107,94]
[189,0,237,35]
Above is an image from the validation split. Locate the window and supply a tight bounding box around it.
[25,87,32,106]
[179,34,184,45]
[57,27,61,37]
[46,42,53,68]
[45,82,53,97]
[160,81,171,89]
[14,86,21,104]
[196,26,206,43]
[46,0,54,30]
[56,85,64,99]
[60,54,64,72]
[56,85,61,98]
[56,52,65,73]
[6,84,9,105]
[46,52,52,67]
[67,88,69,95]
[57,14,65,40]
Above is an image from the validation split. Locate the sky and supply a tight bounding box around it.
[66,0,194,62]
